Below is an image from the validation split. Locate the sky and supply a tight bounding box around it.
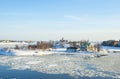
[0,0,120,41]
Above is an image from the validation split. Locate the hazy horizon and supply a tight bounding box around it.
[0,0,120,41]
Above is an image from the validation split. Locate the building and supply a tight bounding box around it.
[118,40,120,47]
[113,41,118,47]
[54,37,69,48]
[66,47,77,53]
[101,40,119,47]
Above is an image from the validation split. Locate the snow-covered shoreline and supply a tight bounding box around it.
[1,46,120,56]
[12,49,56,56]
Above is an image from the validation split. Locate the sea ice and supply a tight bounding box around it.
[0,53,119,78]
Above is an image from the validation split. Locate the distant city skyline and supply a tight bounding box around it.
[0,0,120,41]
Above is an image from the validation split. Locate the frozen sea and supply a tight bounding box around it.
[0,54,120,79]
[0,48,120,79]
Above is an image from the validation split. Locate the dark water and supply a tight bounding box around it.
[0,66,117,79]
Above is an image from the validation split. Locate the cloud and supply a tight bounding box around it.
[64,15,120,26]
[64,15,82,21]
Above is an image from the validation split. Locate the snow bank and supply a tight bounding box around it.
[52,48,67,52]
[12,50,55,56]
[0,49,56,56]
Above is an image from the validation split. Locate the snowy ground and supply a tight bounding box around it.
[0,48,96,56]
[0,53,120,79]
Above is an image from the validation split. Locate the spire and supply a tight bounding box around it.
[60,37,65,42]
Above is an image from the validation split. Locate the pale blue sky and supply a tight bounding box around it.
[0,0,120,41]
